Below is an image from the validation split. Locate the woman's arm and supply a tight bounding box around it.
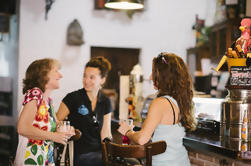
[100,112,112,141]
[57,102,78,139]
[56,102,70,121]
[118,97,171,145]
[17,100,69,145]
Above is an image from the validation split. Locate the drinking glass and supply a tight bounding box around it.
[120,119,133,145]
[58,121,71,133]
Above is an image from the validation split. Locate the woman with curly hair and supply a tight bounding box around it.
[118,52,196,166]
[57,56,112,166]
[15,58,74,166]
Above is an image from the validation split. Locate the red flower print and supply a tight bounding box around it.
[28,139,36,145]
[41,126,48,131]
[29,123,48,146]
[35,101,49,123]
[31,89,41,96]
[28,138,43,146]
[23,88,43,106]
[33,123,40,128]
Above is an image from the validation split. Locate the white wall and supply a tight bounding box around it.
[18,0,216,118]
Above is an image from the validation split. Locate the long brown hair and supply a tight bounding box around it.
[23,58,61,94]
[152,52,196,131]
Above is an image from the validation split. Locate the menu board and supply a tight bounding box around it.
[230,66,251,87]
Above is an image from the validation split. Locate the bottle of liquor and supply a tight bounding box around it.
[241,109,248,142]
[225,0,238,19]
[241,142,247,151]
[236,44,245,58]
[238,0,246,18]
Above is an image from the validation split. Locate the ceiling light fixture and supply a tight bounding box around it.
[104,0,144,10]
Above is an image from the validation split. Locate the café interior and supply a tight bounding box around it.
[0,0,251,165]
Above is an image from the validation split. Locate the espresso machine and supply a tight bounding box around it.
[221,89,251,141]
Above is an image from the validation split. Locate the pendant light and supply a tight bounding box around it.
[105,0,144,10]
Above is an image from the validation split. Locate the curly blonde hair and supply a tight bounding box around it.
[152,52,196,131]
[23,58,61,94]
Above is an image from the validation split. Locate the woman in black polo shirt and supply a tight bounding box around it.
[57,56,112,166]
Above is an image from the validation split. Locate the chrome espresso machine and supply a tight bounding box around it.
[221,89,251,142]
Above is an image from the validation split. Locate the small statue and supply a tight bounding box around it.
[67,19,84,46]
[214,18,251,71]
[235,18,251,54]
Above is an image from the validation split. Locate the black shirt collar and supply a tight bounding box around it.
[82,88,103,104]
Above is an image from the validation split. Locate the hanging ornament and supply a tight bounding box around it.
[66,19,84,46]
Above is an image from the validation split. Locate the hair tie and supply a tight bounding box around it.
[158,53,167,64]
[162,57,167,64]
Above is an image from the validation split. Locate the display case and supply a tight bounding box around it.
[193,97,224,134]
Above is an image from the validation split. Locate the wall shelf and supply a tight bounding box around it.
[187,18,241,73]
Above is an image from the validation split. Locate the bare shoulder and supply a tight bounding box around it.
[23,99,37,110]
[150,97,170,107]
[148,97,171,113]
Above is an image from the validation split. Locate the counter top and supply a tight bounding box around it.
[184,131,251,160]
[111,119,251,160]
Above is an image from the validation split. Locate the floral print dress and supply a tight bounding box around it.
[15,88,57,166]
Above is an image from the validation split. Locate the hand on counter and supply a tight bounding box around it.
[117,120,134,136]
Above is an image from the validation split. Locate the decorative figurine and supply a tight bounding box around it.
[235,18,251,54]
[214,18,251,71]
[66,19,84,46]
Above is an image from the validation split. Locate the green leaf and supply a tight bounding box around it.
[27,142,32,147]
[31,144,38,155]
[41,145,44,151]
[24,158,37,165]
[49,116,56,132]
[37,155,43,165]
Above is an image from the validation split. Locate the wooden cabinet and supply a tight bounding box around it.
[187,46,210,71]
[187,18,241,74]
[209,18,241,62]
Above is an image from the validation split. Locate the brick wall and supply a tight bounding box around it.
[187,148,251,166]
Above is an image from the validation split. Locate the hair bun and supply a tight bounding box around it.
[86,56,111,78]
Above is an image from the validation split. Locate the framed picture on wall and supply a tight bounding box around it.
[94,0,106,9]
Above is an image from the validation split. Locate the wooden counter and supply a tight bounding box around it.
[111,119,251,165]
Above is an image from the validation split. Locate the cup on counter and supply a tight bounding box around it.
[120,119,134,126]
[125,119,133,125]
[120,119,133,145]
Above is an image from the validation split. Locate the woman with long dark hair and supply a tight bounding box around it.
[118,52,196,166]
